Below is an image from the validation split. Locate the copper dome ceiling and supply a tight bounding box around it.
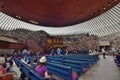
[0,0,120,27]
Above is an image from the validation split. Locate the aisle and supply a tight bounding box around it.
[79,55,120,80]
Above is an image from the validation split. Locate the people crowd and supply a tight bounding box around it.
[1,46,120,80]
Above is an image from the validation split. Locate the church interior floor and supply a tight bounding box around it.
[79,55,120,80]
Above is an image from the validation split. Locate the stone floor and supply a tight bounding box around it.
[79,55,120,80]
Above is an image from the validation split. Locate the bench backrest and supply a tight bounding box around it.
[47,58,87,74]
[47,62,72,80]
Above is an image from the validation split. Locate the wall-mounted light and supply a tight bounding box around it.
[103,6,106,10]
[29,20,38,24]
[103,8,106,10]
[16,16,21,19]
[108,2,111,6]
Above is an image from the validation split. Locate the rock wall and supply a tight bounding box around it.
[0,29,48,52]
[0,29,99,53]
[100,33,120,50]
[61,34,99,51]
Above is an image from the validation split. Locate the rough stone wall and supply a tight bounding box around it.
[62,34,99,51]
[100,33,120,50]
[0,29,99,53]
[0,29,48,52]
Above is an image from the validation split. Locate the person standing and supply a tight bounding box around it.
[111,47,116,57]
[57,48,61,56]
[50,49,55,56]
[65,49,68,55]
[22,49,27,61]
[118,48,120,55]
[102,47,106,59]
[89,49,92,55]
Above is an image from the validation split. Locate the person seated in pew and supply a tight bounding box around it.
[29,58,38,70]
[19,68,26,80]
[72,72,79,80]
[5,56,14,73]
[6,56,13,67]
[35,56,50,78]
[19,56,32,80]
[24,58,39,80]
[0,57,12,74]
[2,63,10,73]
[0,57,13,79]
[2,56,15,74]
[0,57,7,76]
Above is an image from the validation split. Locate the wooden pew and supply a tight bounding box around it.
[14,58,46,80]
[47,58,87,74]
[47,62,72,80]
